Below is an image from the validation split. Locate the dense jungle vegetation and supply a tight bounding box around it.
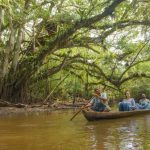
[0,0,150,104]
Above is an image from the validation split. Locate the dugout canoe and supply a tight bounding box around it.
[82,109,150,121]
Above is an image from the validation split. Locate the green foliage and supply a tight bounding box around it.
[0,0,150,103]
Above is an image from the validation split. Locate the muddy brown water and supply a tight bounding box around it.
[0,110,150,150]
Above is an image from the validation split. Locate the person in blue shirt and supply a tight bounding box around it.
[136,93,150,109]
[84,88,111,112]
[119,91,137,111]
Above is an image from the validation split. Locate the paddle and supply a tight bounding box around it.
[70,98,93,121]
[70,106,84,121]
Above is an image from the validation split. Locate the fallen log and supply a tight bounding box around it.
[0,99,27,108]
[13,103,27,108]
[0,99,11,107]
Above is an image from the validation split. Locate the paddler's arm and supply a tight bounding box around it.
[81,98,94,109]
[82,103,92,109]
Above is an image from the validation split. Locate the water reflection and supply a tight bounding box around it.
[85,115,150,150]
[0,110,150,150]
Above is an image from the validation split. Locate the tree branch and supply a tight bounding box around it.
[120,73,150,85]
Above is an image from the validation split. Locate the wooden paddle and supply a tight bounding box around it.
[70,98,93,121]
[70,105,86,121]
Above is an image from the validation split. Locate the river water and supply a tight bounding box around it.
[0,110,150,150]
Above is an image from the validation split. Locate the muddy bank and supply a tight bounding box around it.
[0,103,84,116]
[0,107,50,116]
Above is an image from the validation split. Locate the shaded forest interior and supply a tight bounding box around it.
[0,0,150,105]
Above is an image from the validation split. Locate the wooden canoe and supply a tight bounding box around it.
[82,109,150,121]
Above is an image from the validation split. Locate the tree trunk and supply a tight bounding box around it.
[0,76,28,103]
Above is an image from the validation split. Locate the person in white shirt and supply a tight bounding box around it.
[99,87,111,111]
[119,91,136,111]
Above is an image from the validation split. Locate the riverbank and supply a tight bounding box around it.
[0,102,84,116]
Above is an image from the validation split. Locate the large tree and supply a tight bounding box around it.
[0,0,150,102]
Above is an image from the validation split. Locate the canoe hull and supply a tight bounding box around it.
[82,109,150,121]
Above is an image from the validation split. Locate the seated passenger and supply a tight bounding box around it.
[137,93,150,109]
[119,91,136,111]
[84,88,111,112]
[99,87,111,111]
